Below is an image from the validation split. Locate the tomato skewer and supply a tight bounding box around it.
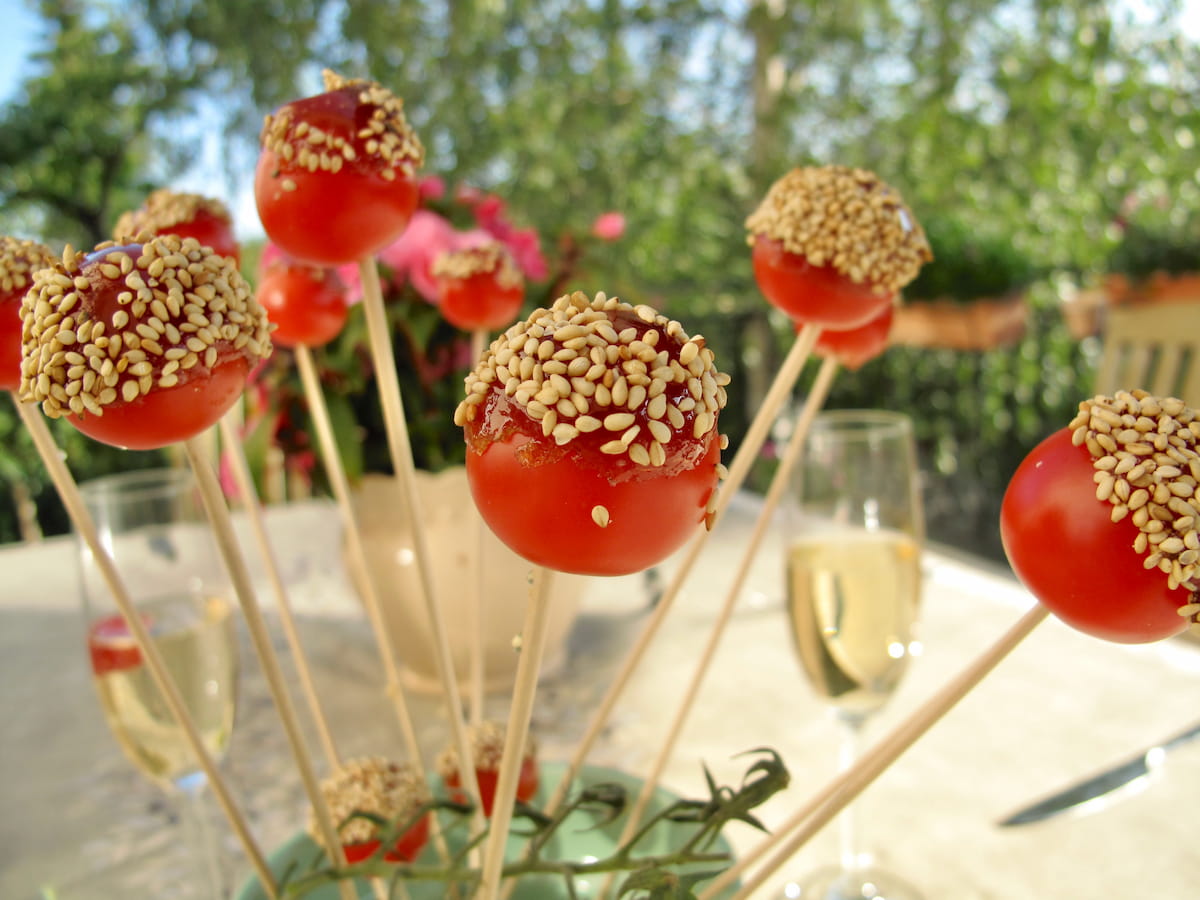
[433,241,525,332]
[255,261,349,349]
[0,236,56,392]
[114,189,241,265]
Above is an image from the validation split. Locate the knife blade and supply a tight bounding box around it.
[997,718,1200,827]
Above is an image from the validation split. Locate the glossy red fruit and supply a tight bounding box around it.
[443,755,540,818]
[113,190,240,264]
[752,235,894,330]
[255,262,349,349]
[19,237,272,450]
[255,72,424,266]
[0,236,56,391]
[812,302,895,370]
[341,814,430,864]
[435,244,525,332]
[87,614,144,675]
[1000,426,1191,643]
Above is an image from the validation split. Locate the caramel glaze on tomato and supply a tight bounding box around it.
[0,235,56,392]
[19,235,272,449]
[457,290,729,576]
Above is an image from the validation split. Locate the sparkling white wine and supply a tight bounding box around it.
[786,529,921,716]
[88,594,237,784]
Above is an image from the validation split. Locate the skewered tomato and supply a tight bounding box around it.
[812,301,895,370]
[255,70,424,266]
[19,236,272,450]
[433,242,525,332]
[315,758,431,865]
[456,291,728,576]
[113,189,241,264]
[0,236,55,391]
[437,720,539,817]
[745,166,931,329]
[255,262,348,349]
[1000,391,1200,644]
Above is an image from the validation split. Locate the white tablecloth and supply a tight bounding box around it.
[2,494,1198,898]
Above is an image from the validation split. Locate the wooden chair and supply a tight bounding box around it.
[1093,301,1200,406]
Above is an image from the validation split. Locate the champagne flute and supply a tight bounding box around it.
[78,467,239,899]
[782,410,924,900]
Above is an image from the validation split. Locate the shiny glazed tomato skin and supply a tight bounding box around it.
[812,303,894,370]
[1000,427,1191,643]
[70,356,251,450]
[466,419,721,577]
[438,272,524,332]
[444,756,539,817]
[159,209,241,265]
[752,235,893,329]
[341,814,430,864]
[255,87,420,266]
[0,293,22,391]
[255,264,348,349]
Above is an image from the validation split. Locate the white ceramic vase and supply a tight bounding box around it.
[346,467,585,694]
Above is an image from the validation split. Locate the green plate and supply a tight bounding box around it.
[236,762,737,899]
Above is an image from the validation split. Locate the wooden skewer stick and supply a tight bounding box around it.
[217,413,341,770]
[181,436,356,900]
[11,396,279,900]
[701,603,1052,900]
[293,343,425,765]
[357,257,484,820]
[598,356,840,899]
[477,567,556,900]
[541,324,822,816]
[468,327,489,726]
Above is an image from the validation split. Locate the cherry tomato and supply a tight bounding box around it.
[1000,426,1191,643]
[752,235,893,330]
[87,613,145,675]
[812,302,895,370]
[20,237,272,450]
[255,262,348,348]
[458,292,726,577]
[443,755,540,818]
[0,236,55,391]
[114,190,240,264]
[435,245,525,332]
[255,73,424,266]
[341,814,429,864]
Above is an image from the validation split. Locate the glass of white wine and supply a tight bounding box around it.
[77,467,239,899]
[782,409,924,900]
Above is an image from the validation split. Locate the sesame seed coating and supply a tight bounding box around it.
[0,236,55,297]
[112,189,233,241]
[745,165,932,296]
[310,756,431,849]
[1069,389,1200,632]
[259,69,424,179]
[431,242,523,290]
[19,234,272,419]
[435,719,537,778]
[455,291,729,470]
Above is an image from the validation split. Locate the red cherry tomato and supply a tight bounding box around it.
[0,236,55,391]
[752,235,894,330]
[255,75,423,266]
[255,263,348,348]
[812,303,895,370]
[438,269,524,332]
[1000,426,1191,643]
[341,814,429,864]
[161,208,241,265]
[87,614,145,675]
[20,237,271,450]
[114,191,240,265]
[443,755,540,818]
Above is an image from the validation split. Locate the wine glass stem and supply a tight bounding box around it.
[174,773,225,900]
[836,711,868,875]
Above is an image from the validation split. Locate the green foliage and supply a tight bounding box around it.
[1106,216,1200,280]
[902,215,1040,303]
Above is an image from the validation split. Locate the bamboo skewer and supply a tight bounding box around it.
[598,356,840,898]
[356,257,484,819]
[701,603,1051,900]
[293,343,425,766]
[477,567,556,900]
[181,437,356,900]
[468,327,489,725]
[217,413,341,770]
[541,324,823,817]
[12,396,279,900]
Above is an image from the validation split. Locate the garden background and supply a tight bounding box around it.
[1,0,1198,562]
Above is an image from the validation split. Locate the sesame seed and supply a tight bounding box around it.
[591,505,611,528]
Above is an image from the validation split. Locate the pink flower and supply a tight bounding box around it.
[591,212,626,242]
[418,175,446,201]
[378,210,463,302]
[503,227,548,280]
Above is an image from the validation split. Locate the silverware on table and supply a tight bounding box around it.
[997,718,1200,827]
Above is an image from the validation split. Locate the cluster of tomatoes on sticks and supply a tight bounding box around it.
[5,62,1199,890]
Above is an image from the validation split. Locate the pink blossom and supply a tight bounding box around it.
[454,183,485,207]
[591,212,626,242]
[378,210,463,302]
[418,175,446,201]
[503,227,548,280]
